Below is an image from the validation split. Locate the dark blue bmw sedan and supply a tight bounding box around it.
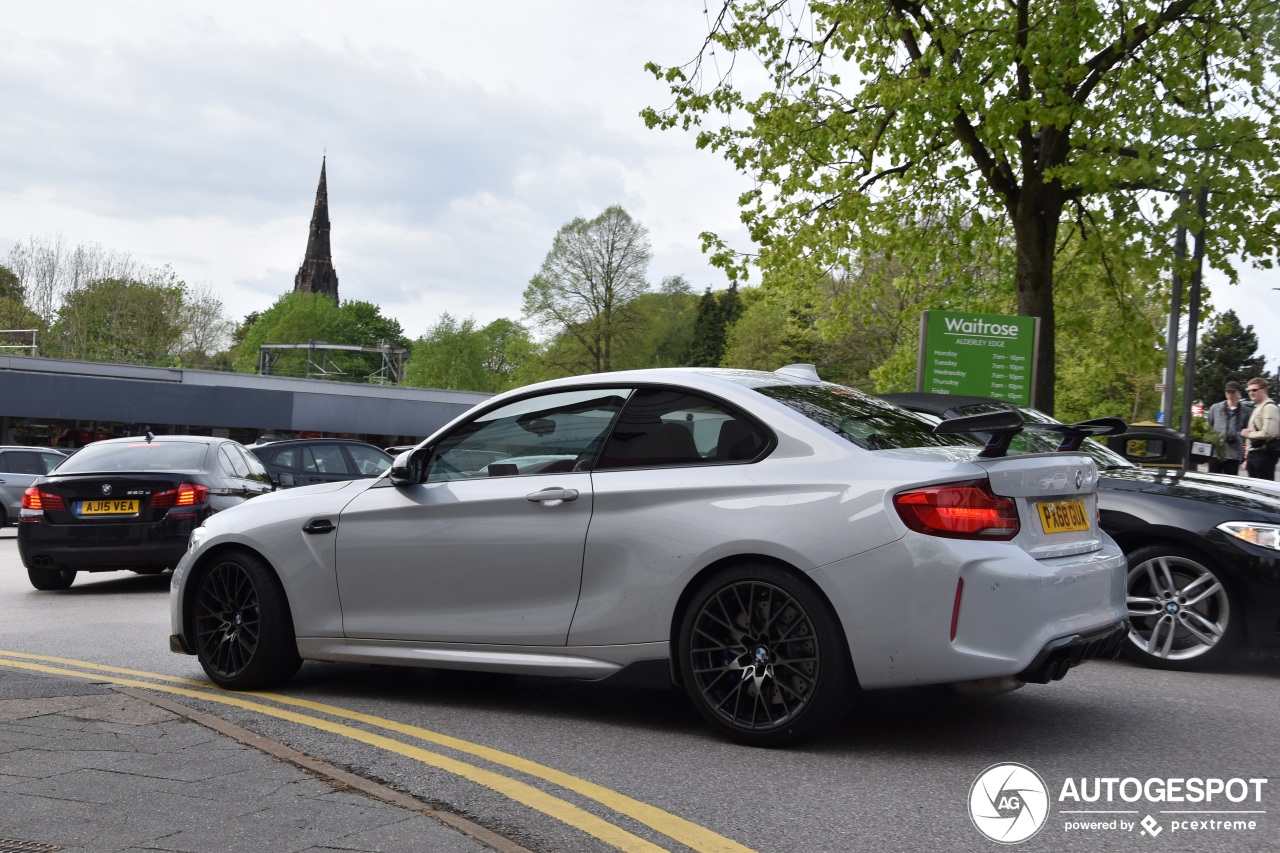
[18,434,273,590]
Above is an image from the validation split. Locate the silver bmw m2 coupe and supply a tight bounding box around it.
[170,366,1128,745]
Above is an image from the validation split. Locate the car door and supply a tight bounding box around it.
[333,387,628,645]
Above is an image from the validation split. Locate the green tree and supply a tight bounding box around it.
[1194,311,1269,404]
[0,264,21,302]
[613,275,700,369]
[479,317,537,390]
[234,293,409,381]
[523,206,652,373]
[722,288,820,371]
[45,274,186,365]
[689,283,744,367]
[402,315,533,392]
[645,0,1280,414]
[403,313,489,391]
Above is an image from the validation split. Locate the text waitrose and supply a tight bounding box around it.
[945,318,1020,337]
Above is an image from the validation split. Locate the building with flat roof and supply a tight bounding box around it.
[0,355,490,450]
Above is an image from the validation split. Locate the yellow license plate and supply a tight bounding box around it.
[1037,498,1090,534]
[79,499,140,516]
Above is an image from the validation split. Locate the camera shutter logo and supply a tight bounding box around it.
[969,763,1050,843]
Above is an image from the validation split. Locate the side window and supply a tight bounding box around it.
[426,388,628,482]
[596,388,770,470]
[235,445,272,482]
[347,445,391,476]
[40,452,66,473]
[219,445,251,479]
[312,445,350,475]
[3,451,46,475]
[274,447,317,473]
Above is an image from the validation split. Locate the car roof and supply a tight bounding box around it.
[0,446,67,453]
[88,434,222,445]
[484,366,827,405]
[247,438,387,450]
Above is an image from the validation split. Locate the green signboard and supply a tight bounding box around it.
[917,310,1039,404]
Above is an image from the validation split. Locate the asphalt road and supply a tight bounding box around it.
[0,529,1276,853]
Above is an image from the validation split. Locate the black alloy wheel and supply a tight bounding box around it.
[679,564,856,747]
[1123,544,1241,671]
[193,550,301,689]
[27,566,77,591]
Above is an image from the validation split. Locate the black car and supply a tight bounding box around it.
[246,438,393,488]
[17,435,273,590]
[881,393,1280,671]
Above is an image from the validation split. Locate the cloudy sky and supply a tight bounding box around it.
[2,1,1277,379]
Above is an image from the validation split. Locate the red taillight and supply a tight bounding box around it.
[894,479,1020,540]
[21,487,65,511]
[150,483,209,509]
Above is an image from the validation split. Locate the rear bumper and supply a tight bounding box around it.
[1017,620,1127,684]
[18,520,195,571]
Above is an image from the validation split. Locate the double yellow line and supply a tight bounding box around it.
[0,650,755,853]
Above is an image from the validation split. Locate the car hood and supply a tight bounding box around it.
[1100,466,1280,516]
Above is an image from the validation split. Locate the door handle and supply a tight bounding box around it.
[525,488,579,504]
[303,518,336,534]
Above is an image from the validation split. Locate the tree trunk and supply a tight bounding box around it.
[1012,184,1064,415]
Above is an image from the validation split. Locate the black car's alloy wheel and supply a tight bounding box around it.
[27,566,77,591]
[1123,544,1240,671]
[193,550,301,689]
[679,564,855,747]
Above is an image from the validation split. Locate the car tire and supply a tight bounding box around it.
[677,563,857,747]
[1123,544,1241,671]
[27,566,77,591]
[192,550,302,690]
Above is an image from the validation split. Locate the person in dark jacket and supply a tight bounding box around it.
[1205,380,1249,475]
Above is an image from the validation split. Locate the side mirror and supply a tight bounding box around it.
[276,472,296,488]
[388,448,427,486]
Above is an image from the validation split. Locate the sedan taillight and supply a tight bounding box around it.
[21,487,66,511]
[894,479,1019,540]
[151,483,209,508]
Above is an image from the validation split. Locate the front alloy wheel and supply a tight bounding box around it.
[679,565,855,747]
[1123,544,1240,671]
[193,551,301,689]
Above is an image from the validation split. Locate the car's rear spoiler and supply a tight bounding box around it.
[934,412,1128,458]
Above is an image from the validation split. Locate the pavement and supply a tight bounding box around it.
[0,669,528,853]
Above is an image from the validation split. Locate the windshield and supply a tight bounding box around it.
[949,403,1135,468]
[757,383,976,450]
[54,441,210,473]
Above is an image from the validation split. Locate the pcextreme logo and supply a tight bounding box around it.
[969,763,1050,844]
[968,763,1271,844]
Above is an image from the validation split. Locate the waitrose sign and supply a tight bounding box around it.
[917,310,1039,404]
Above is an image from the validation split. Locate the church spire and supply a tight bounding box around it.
[293,156,340,303]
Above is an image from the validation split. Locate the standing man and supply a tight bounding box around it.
[1241,377,1280,481]
[1206,380,1248,475]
